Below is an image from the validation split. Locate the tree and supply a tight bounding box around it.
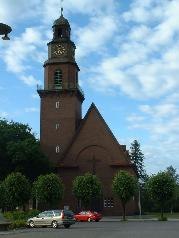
[112,170,137,220]
[72,173,102,209]
[3,172,31,210]
[33,173,64,208]
[0,182,6,210]
[0,119,51,181]
[165,166,179,213]
[0,119,33,179]
[7,138,51,181]
[166,166,179,184]
[130,140,146,181]
[146,172,176,220]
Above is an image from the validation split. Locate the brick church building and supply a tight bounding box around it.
[38,12,138,215]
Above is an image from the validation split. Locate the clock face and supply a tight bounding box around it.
[52,44,67,56]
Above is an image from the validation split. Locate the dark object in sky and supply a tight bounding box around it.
[0,23,12,40]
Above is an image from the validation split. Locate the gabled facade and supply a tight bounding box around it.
[38,12,138,215]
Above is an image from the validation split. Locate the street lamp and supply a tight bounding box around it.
[0,23,12,40]
[138,178,142,218]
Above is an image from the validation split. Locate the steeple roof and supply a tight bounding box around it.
[53,14,70,27]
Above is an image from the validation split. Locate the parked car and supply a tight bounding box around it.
[27,210,75,228]
[74,211,102,222]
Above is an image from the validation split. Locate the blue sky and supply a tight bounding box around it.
[0,0,179,174]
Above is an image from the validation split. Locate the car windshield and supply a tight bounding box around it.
[53,210,62,216]
[38,212,46,218]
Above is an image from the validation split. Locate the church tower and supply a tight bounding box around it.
[38,10,84,165]
[38,9,138,215]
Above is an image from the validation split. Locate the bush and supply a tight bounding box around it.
[4,211,26,221]
[3,210,40,229]
[4,210,40,221]
[9,220,26,229]
[26,210,40,219]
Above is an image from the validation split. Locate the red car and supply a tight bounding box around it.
[74,211,102,222]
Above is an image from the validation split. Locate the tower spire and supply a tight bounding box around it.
[60,0,64,16]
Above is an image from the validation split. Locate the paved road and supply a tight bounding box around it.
[0,221,178,238]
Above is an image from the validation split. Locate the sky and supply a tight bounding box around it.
[0,0,179,175]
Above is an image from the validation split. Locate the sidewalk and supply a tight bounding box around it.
[101,216,179,222]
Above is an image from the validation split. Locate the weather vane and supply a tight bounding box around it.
[60,0,64,16]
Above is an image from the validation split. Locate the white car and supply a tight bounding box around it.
[27,210,75,228]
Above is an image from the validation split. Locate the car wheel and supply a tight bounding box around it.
[64,224,70,228]
[88,218,91,222]
[29,220,35,228]
[52,220,58,228]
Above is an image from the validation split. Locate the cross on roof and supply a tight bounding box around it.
[88,155,100,175]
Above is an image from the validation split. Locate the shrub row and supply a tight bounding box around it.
[3,210,40,229]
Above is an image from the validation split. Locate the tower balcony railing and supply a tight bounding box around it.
[37,83,84,97]
[77,84,84,97]
[37,84,43,90]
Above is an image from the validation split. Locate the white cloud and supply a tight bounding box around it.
[0,112,8,118]
[0,0,117,25]
[0,0,42,24]
[64,0,116,16]
[25,107,39,113]
[128,101,179,136]
[76,15,118,59]
[144,137,179,174]
[86,0,179,99]
[20,75,40,86]
[128,25,151,41]
[140,103,179,118]
[1,27,47,87]
[127,97,179,173]
[127,114,145,123]
[4,27,46,74]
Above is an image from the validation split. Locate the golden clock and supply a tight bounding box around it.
[53,44,67,56]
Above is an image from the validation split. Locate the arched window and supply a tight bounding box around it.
[54,69,62,89]
[58,28,63,38]
[56,145,60,153]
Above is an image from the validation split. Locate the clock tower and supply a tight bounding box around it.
[38,12,84,165]
[37,10,138,216]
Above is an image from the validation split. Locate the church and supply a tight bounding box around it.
[38,11,138,215]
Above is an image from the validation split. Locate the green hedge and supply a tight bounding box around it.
[4,210,40,221]
[9,220,27,229]
[3,210,40,229]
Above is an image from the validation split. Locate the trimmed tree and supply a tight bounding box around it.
[72,173,102,209]
[33,173,64,209]
[146,171,176,220]
[112,170,137,220]
[3,172,31,210]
